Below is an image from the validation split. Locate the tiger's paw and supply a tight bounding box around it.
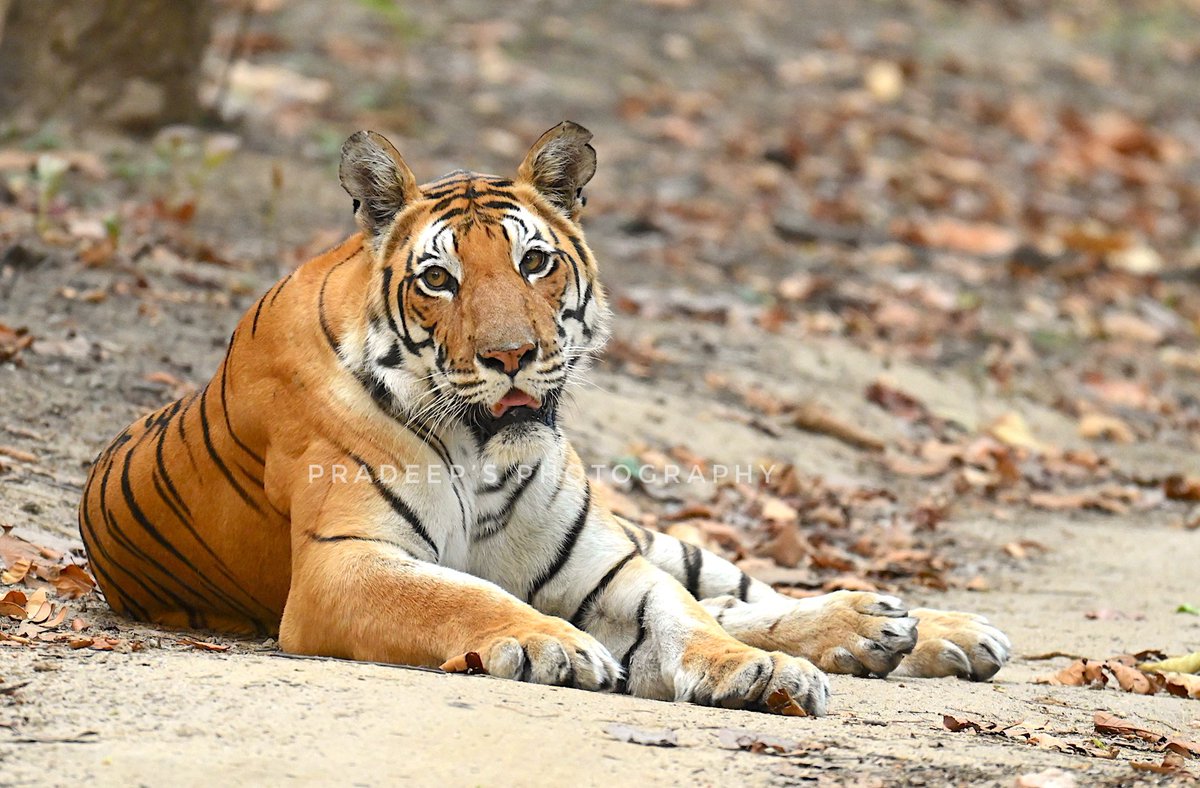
[675,637,830,716]
[457,620,622,690]
[893,608,1011,681]
[704,590,918,678]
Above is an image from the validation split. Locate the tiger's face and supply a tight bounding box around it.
[340,123,611,449]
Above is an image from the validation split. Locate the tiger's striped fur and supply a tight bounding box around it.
[80,123,1009,714]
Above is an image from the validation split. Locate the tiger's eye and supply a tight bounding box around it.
[421,266,452,291]
[520,249,550,277]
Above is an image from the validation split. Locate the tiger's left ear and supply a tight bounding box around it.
[517,121,597,221]
[339,130,420,249]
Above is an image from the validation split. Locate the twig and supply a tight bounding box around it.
[267,651,448,676]
[789,402,886,452]
[8,732,99,745]
[210,0,256,120]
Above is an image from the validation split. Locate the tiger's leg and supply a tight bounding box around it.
[519,483,829,714]
[620,521,1010,681]
[278,457,620,689]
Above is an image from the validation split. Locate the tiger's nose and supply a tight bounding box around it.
[477,342,537,375]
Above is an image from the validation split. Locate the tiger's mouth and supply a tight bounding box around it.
[490,388,540,419]
[465,387,556,441]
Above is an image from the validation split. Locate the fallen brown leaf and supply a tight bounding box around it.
[1078,412,1135,443]
[765,688,807,717]
[1165,475,1200,502]
[1094,712,1165,744]
[1,558,32,585]
[1161,672,1200,699]
[715,728,804,756]
[177,637,230,652]
[605,723,678,747]
[944,714,987,733]
[1130,752,1191,775]
[52,565,95,599]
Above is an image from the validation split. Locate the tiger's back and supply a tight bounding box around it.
[78,236,373,635]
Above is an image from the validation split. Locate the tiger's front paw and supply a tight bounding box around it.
[705,590,918,678]
[675,637,830,716]
[894,608,1011,681]
[464,618,622,691]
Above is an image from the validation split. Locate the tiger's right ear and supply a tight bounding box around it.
[339,130,420,247]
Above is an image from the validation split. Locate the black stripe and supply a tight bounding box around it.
[569,549,637,628]
[198,385,264,514]
[318,261,343,353]
[347,452,439,560]
[527,482,591,602]
[681,541,702,598]
[151,415,274,617]
[120,435,267,629]
[737,571,752,602]
[478,200,520,212]
[268,272,293,306]
[95,444,204,624]
[250,293,269,336]
[619,522,644,554]
[474,462,542,540]
[218,346,265,466]
[309,533,413,550]
[618,593,651,693]
[78,474,149,619]
[477,463,517,495]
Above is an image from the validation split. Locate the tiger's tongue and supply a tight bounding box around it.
[490,389,539,418]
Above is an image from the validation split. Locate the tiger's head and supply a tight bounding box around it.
[338,122,611,452]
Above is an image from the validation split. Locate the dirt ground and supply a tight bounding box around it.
[3,0,1200,785]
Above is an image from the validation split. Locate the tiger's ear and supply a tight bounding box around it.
[517,121,596,221]
[339,130,420,247]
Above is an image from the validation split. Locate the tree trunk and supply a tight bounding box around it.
[0,0,213,134]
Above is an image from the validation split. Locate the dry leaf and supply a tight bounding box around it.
[943,714,987,733]
[1078,413,1135,443]
[1014,768,1077,788]
[1130,753,1190,775]
[1094,712,1164,744]
[1,558,32,585]
[1166,738,1200,759]
[178,637,231,652]
[52,564,96,599]
[987,412,1050,454]
[1164,476,1200,502]
[758,496,798,525]
[715,728,803,756]
[24,588,50,623]
[1161,672,1200,699]
[605,724,678,747]
[765,688,808,717]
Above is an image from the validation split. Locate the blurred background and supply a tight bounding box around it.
[2,0,1200,633]
[2,2,1200,778]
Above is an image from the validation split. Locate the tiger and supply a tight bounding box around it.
[78,122,1010,715]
